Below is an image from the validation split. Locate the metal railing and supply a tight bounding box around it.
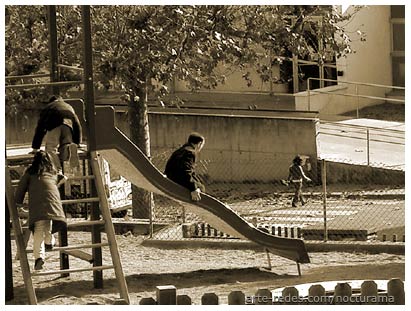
[307,77,405,115]
[318,121,405,167]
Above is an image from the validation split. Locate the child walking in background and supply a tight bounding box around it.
[15,151,67,270]
[282,155,312,207]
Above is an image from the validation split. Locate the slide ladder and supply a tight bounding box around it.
[5,151,130,305]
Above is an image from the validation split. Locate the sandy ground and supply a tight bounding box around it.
[7,231,404,305]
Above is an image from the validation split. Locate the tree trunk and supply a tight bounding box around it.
[128,88,153,219]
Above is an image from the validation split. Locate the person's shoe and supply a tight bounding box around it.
[34,258,44,270]
[291,202,298,208]
[45,244,54,251]
[280,179,290,187]
[68,143,79,168]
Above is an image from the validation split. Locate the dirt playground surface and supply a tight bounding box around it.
[7,230,404,305]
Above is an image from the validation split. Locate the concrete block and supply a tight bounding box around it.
[176,294,192,305]
[156,285,177,305]
[228,290,245,305]
[387,278,405,304]
[201,292,219,305]
[139,297,156,305]
[254,288,272,305]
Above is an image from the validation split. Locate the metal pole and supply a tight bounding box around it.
[81,5,103,288]
[321,159,328,242]
[307,78,311,111]
[47,5,59,95]
[318,18,324,89]
[149,192,154,238]
[269,51,273,95]
[355,85,359,118]
[366,129,370,166]
[292,54,299,93]
[319,61,324,89]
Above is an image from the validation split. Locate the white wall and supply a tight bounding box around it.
[337,6,392,99]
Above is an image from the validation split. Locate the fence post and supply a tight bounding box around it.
[201,293,219,305]
[151,192,155,238]
[355,84,360,118]
[366,128,370,165]
[321,159,328,241]
[181,207,186,223]
[387,278,405,304]
[228,291,245,305]
[156,285,177,305]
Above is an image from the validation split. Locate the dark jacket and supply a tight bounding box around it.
[164,143,204,192]
[15,170,67,232]
[288,164,308,182]
[32,99,82,149]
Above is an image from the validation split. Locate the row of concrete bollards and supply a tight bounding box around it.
[139,279,404,305]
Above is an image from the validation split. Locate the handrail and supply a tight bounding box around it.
[306,77,405,114]
[320,121,405,133]
[317,131,405,146]
[308,77,405,91]
[310,89,405,104]
[319,127,405,141]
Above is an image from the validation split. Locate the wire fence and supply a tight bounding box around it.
[148,150,405,244]
[7,148,404,245]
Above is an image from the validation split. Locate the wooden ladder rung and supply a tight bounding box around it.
[25,242,110,253]
[67,175,95,181]
[63,250,93,263]
[62,197,100,204]
[67,220,105,228]
[31,265,114,276]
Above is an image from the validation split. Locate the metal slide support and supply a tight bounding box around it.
[265,249,272,271]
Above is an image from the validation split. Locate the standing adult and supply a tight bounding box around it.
[164,132,205,201]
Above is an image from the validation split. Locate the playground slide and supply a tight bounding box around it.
[95,106,310,264]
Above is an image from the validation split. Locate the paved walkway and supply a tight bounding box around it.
[318,118,405,169]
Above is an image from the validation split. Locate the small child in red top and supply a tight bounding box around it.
[281,155,312,207]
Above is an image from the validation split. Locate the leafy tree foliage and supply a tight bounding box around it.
[6,5,365,217]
